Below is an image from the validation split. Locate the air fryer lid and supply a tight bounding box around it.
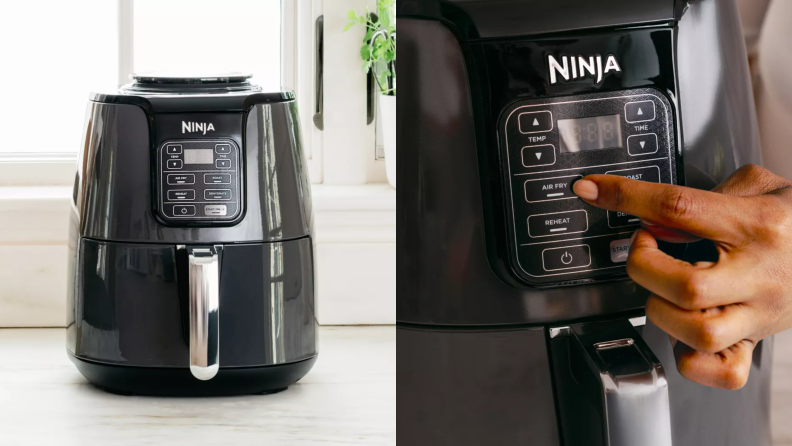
[121,71,263,94]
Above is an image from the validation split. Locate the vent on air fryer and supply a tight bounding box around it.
[120,72,263,94]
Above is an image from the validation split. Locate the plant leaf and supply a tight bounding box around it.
[347,9,357,21]
[343,22,355,32]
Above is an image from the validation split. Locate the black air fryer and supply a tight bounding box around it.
[398,1,771,445]
[67,73,316,396]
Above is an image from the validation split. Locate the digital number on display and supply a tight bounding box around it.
[558,115,623,153]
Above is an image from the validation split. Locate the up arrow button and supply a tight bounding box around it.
[518,110,553,134]
[625,100,656,123]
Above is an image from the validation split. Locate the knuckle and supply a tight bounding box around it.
[659,187,697,221]
[675,352,698,380]
[680,273,709,309]
[722,360,750,390]
[760,201,792,239]
[738,163,766,179]
[691,320,725,353]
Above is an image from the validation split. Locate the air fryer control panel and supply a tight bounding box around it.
[498,88,678,285]
[157,139,242,223]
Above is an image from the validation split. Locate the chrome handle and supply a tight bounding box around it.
[188,247,219,380]
[313,15,324,131]
[569,321,673,446]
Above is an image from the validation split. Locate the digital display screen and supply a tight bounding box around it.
[184,149,214,164]
[558,115,623,153]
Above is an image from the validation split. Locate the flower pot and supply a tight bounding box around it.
[379,93,396,188]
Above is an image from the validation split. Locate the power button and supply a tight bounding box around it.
[541,245,591,271]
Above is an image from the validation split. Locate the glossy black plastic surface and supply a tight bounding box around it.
[90,91,294,113]
[67,238,317,368]
[397,326,560,446]
[398,20,678,325]
[73,102,312,242]
[499,89,678,285]
[398,0,770,445]
[70,354,317,397]
[397,0,677,40]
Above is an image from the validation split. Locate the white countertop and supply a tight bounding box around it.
[0,326,395,446]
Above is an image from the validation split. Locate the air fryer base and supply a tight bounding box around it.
[69,353,317,397]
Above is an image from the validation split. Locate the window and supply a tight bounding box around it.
[133,0,281,91]
[0,0,380,186]
[0,1,117,155]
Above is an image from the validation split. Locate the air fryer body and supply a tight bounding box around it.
[66,77,317,396]
[398,1,771,445]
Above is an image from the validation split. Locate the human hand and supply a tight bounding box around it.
[573,164,792,389]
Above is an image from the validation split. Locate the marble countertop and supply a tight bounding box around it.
[0,326,395,446]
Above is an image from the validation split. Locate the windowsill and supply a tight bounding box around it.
[0,183,395,245]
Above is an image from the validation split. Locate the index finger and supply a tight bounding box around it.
[573,175,756,243]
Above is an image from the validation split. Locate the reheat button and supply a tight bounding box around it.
[528,210,588,238]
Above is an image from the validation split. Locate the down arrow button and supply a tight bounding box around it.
[521,144,556,167]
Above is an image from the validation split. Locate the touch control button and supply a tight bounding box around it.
[528,210,588,238]
[625,100,656,123]
[521,144,556,167]
[168,190,195,201]
[215,144,232,154]
[166,144,182,155]
[605,166,660,183]
[204,205,228,216]
[610,239,632,263]
[167,174,195,185]
[518,111,553,134]
[627,133,659,155]
[542,245,591,271]
[608,211,641,228]
[173,205,195,217]
[166,159,183,170]
[524,175,581,203]
[205,189,232,200]
[204,173,231,184]
[215,159,231,169]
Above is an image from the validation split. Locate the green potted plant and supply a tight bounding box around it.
[345,0,396,188]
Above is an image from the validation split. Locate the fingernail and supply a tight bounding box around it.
[641,219,656,227]
[669,336,678,347]
[573,179,598,201]
[630,230,639,244]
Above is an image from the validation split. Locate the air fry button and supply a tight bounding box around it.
[524,175,582,203]
[527,210,588,238]
[542,245,591,271]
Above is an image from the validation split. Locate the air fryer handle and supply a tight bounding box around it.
[570,321,673,446]
[187,246,220,381]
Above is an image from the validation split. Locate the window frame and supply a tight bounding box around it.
[2,0,325,186]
